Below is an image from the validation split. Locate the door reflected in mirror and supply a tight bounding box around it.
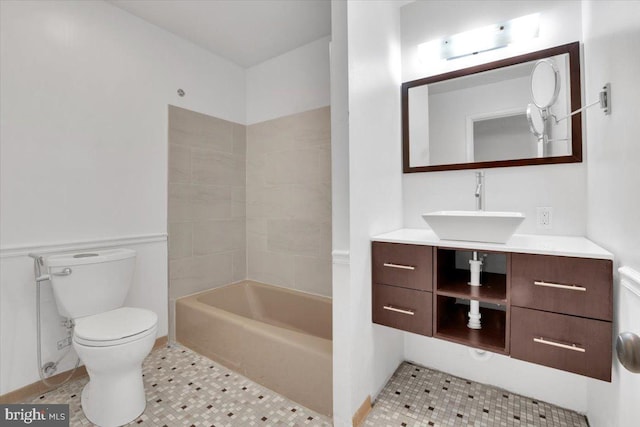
[402,42,581,173]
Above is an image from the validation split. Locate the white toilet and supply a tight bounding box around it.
[46,248,158,427]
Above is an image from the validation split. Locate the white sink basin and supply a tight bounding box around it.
[421,210,525,244]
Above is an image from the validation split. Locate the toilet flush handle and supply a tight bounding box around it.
[51,268,72,276]
[34,267,71,283]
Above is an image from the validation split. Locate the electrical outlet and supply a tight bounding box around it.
[536,207,553,229]
[57,337,72,350]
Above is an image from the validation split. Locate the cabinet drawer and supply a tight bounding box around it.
[511,307,612,381]
[372,284,432,336]
[372,242,432,291]
[511,253,612,321]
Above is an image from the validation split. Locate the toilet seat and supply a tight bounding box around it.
[74,307,158,347]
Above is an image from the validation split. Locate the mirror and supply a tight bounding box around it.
[402,42,581,173]
[526,103,545,137]
[530,59,560,108]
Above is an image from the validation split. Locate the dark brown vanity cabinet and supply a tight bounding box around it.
[372,242,433,336]
[371,241,614,382]
[433,248,510,355]
[510,253,613,321]
[372,241,432,291]
[510,307,612,381]
[510,253,613,381]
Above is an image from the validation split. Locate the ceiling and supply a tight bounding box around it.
[109,0,332,68]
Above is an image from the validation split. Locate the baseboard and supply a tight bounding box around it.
[0,366,89,404]
[0,335,168,404]
[352,395,372,427]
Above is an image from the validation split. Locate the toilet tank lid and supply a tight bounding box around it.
[46,248,136,267]
[74,307,158,342]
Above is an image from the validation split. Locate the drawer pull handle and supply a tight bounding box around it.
[383,262,415,271]
[534,281,586,292]
[383,305,415,316]
[533,337,586,353]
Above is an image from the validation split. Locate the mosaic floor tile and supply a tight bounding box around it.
[364,362,589,427]
[25,348,588,427]
[28,344,331,427]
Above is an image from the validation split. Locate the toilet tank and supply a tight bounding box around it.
[46,248,136,319]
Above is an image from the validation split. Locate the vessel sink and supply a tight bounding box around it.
[421,210,525,244]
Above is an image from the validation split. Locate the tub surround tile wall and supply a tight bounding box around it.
[168,106,247,340]
[247,106,332,297]
[169,105,333,340]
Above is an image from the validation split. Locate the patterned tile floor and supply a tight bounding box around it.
[29,344,332,426]
[364,362,589,427]
[27,347,589,427]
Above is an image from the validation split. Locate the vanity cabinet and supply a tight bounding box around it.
[372,242,433,336]
[510,307,612,381]
[511,253,613,321]
[433,248,510,354]
[372,242,432,291]
[371,232,614,382]
[372,284,433,336]
[510,253,613,381]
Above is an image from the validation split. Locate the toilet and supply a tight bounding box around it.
[46,248,158,427]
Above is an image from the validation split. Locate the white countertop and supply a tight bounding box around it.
[372,229,614,260]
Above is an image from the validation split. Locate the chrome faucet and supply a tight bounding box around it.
[475,171,484,211]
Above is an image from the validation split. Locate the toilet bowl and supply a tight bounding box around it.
[45,248,158,427]
[73,307,158,427]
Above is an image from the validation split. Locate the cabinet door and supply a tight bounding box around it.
[372,242,432,291]
[372,284,432,336]
[511,253,612,321]
[511,307,612,381]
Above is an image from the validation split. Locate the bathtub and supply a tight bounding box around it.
[175,280,332,416]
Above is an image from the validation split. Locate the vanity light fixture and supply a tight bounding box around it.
[418,13,540,62]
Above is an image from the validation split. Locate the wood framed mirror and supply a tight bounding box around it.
[402,42,581,173]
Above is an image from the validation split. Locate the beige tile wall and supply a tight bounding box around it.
[168,105,246,339]
[246,106,332,297]
[168,105,332,340]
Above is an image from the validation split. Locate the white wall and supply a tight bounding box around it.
[331,2,406,426]
[582,1,640,426]
[0,0,245,395]
[330,0,352,423]
[400,0,590,413]
[401,0,582,82]
[404,335,589,412]
[246,36,330,125]
[401,0,586,237]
